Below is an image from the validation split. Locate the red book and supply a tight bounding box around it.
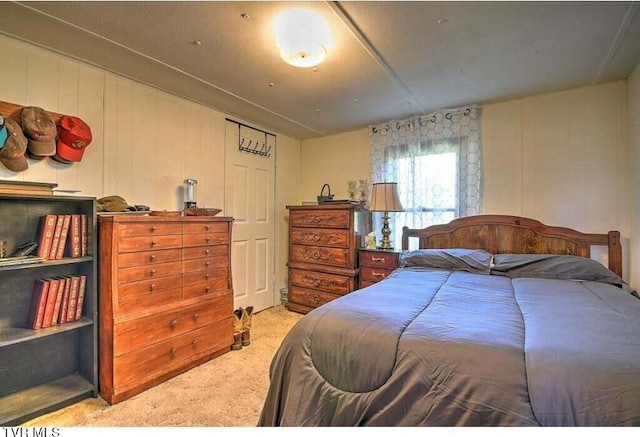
[47,215,65,260]
[41,279,60,328]
[81,214,88,256]
[26,279,51,329]
[54,215,72,260]
[57,277,70,324]
[36,215,58,259]
[67,275,81,322]
[75,275,87,321]
[49,279,64,326]
[65,214,82,258]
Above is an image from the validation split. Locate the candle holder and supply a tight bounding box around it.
[183,179,198,210]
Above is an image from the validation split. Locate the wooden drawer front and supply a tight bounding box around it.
[117,248,182,268]
[289,268,352,294]
[183,222,228,235]
[359,251,399,268]
[117,275,182,314]
[114,294,233,356]
[360,280,377,289]
[118,261,182,284]
[183,244,227,261]
[113,319,231,390]
[183,268,228,286]
[182,279,232,300]
[290,228,349,248]
[360,266,395,283]
[289,285,341,308]
[118,234,182,253]
[290,245,349,268]
[290,210,350,228]
[183,232,229,247]
[118,222,182,238]
[183,255,229,273]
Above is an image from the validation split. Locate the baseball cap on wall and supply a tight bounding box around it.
[55,116,93,163]
[0,118,29,172]
[21,106,57,159]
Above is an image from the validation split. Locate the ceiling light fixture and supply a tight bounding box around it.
[274,8,331,68]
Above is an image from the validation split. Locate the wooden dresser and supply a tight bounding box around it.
[286,203,368,314]
[98,215,233,404]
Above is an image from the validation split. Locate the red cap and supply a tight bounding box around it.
[56,116,92,162]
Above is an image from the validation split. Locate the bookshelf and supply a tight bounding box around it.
[0,193,97,426]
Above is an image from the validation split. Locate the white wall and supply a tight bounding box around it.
[300,81,633,284]
[0,34,300,300]
[628,62,640,291]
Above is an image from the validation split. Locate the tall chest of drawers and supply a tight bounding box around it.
[286,204,369,314]
[98,215,233,404]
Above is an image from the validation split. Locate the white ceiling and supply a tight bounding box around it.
[0,1,639,140]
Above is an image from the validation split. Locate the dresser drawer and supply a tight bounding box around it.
[183,255,229,273]
[182,279,231,300]
[117,248,182,268]
[289,285,342,308]
[118,222,182,238]
[117,275,182,314]
[359,250,399,268]
[183,222,229,234]
[290,210,350,228]
[183,244,227,260]
[114,294,233,356]
[183,267,228,286]
[290,245,349,268]
[113,319,232,390]
[360,266,396,283]
[118,234,183,253]
[289,268,353,294]
[290,228,349,248]
[118,261,182,284]
[183,232,229,247]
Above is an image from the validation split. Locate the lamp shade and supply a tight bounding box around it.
[369,182,404,212]
[274,8,331,68]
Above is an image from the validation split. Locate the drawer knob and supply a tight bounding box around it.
[205,286,211,293]
[150,241,157,246]
[150,269,156,276]
[312,251,320,260]
[193,339,199,346]
[313,234,321,241]
[150,283,156,291]
[372,256,386,263]
[193,313,200,320]
[312,295,320,304]
[170,319,178,328]
[205,273,211,279]
[170,347,177,357]
[150,254,156,261]
[206,237,211,243]
[205,249,210,255]
[313,278,321,287]
[205,225,211,231]
[205,261,211,267]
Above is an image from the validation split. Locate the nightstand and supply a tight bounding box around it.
[359,249,401,288]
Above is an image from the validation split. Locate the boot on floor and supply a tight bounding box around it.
[232,308,243,350]
[241,306,253,346]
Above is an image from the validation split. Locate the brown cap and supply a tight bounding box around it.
[97,195,134,212]
[0,118,29,172]
[21,106,56,158]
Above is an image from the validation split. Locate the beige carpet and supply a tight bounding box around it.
[22,305,303,427]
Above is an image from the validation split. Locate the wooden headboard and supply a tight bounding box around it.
[401,215,622,277]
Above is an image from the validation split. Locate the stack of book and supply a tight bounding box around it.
[35,213,89,260]
[26,275,88,329]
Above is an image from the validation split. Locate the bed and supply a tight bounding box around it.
[258,215,640,426]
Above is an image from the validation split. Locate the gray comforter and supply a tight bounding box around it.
[259,267,640,426]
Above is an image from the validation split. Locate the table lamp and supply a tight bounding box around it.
[369,182,404,250]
